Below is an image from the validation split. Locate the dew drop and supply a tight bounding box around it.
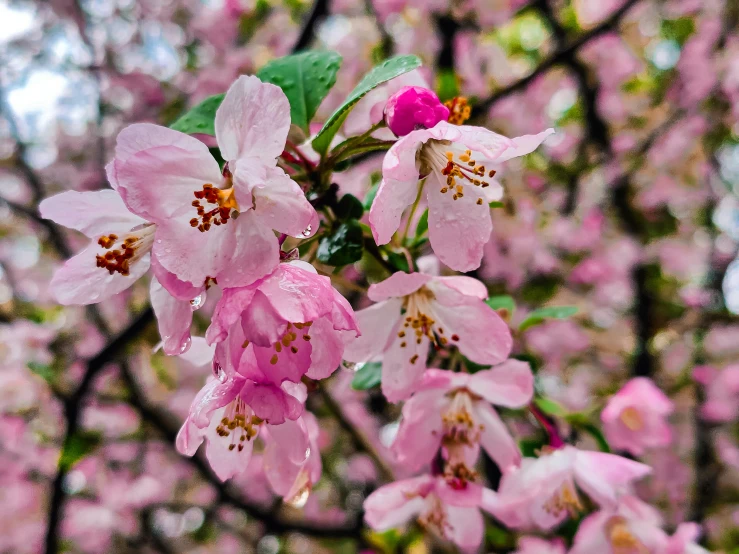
[301,225,312,237]
[342,360,363,372]
[215,365,227,382]
[178,335,192,354]
[285,482,311,509]
[189,293,205,310]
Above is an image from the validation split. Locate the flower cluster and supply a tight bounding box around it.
[34,41,717,554]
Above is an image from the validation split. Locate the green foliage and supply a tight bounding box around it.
[256,51,342,132]
[312,55,422,155]
[169,93,224,135]
[59,431,102,471]
[317,220,364,266]
[351,362,382,390]
[519,306,578,332]
[661,17,696,46]
[435,69,459,102]
[520,275,561,305]
[415,209,429,237]
[27,362,55,384]
[334,193,364,220]
[385,250,410,272]
[534,396,567,417]
[485,295,516,316]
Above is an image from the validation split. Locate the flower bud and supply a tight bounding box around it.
[384,86,450,137]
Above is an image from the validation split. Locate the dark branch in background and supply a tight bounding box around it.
[292,0,331,53]
[44,307,154,554]
[475,0,641,112]
[435,14,460,72]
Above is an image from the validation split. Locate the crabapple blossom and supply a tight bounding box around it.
[370,96,553,271]
[601,377,674,456]
[492,445,652,531]
[512,537,567,554]
[206,261,359,384]
[112,75,317,289]
[392,361,533,477]
[343,271,512,401]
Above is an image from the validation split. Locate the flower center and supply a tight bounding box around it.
[606,517,649,554]
[398,287,460,365]
[263,321,312,365]
[190,183,239,233]
[444,97,471,125]
[619,406,644,431]
[443,440,479,488]
[418,495,451,539]
[543,479,583,517]
[95,224,156,276]
[421,141,496,203]
[442,391,481,445]
[215,396,261,452]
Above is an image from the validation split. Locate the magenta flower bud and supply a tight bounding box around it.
[384,86,450,137]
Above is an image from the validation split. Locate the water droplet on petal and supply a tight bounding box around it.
[301,225,312,237]
[215,364,227,382]
[342,360,363,372]
[189,293,205,310]
[178,336,192,354]
[285,480,311,509]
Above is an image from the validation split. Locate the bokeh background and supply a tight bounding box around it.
[1,0,738,552]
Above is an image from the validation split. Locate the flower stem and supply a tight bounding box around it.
[529,402,565,448]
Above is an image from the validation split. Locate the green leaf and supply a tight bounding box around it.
[59,431,102,471]
[415,209,429,237]
[312,55,422,155]
[257,51,342,132]
[435,68,459,102]
[385,250,410,272]
[334,193,364,220]
[534,396,567,417]
[27,361,55,384]
[170,93,224,135]
[579,422,611,453]
[363,181,380,210]
[317,220,364,266]
[485,295,515,316]
[519,305,578,332]
[489,201,505,209]
[351,362,382,390]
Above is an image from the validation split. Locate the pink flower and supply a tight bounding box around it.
[665,523,711,554]
[384,86,450,137]
[512,537,567,554]
[369,119,553,271]
[206,261,359,386]
[601,377,674,456]
[364,474,491,552]
[392,361,533,476]
[693,364,739,422]
[175,348,310,481]
[570,495,669,554]
[492,445,652,531]
[39,189,154,304]
[111,75,317,289]
[342,272,512,402]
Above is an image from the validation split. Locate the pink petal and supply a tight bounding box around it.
[392,388,446,470]
[369,177,421,245]
[240,381,303,424]
[434,275,488,299]
[427,287,512,365]
[426,172,492,272]
[115,144,222,224]
[114,123,209,164]
[263,418,310,497]
[444,506,484,553]
[454,123,517,161]
[253,338,312,384]
[363,475,432,530]
[234,161,317,238]
[476,402,521,472]
[151,255,202,301]
[381,332,430,403]
[573,450,652,508]
[569,511,612,554]
[367,271,431,302]
[176,417,205,457]
[305,317,344,380]
[207,286,257,345]
[494,129,555,163]
[39,190,145,238]
[150,277,193,356]
[240,290,289,348]
[468,360,534,408]
[342,298,403,363]
[255,263,335,324]
[188,376,244,429]
[49,245,150,305]
[215,75,290,162]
